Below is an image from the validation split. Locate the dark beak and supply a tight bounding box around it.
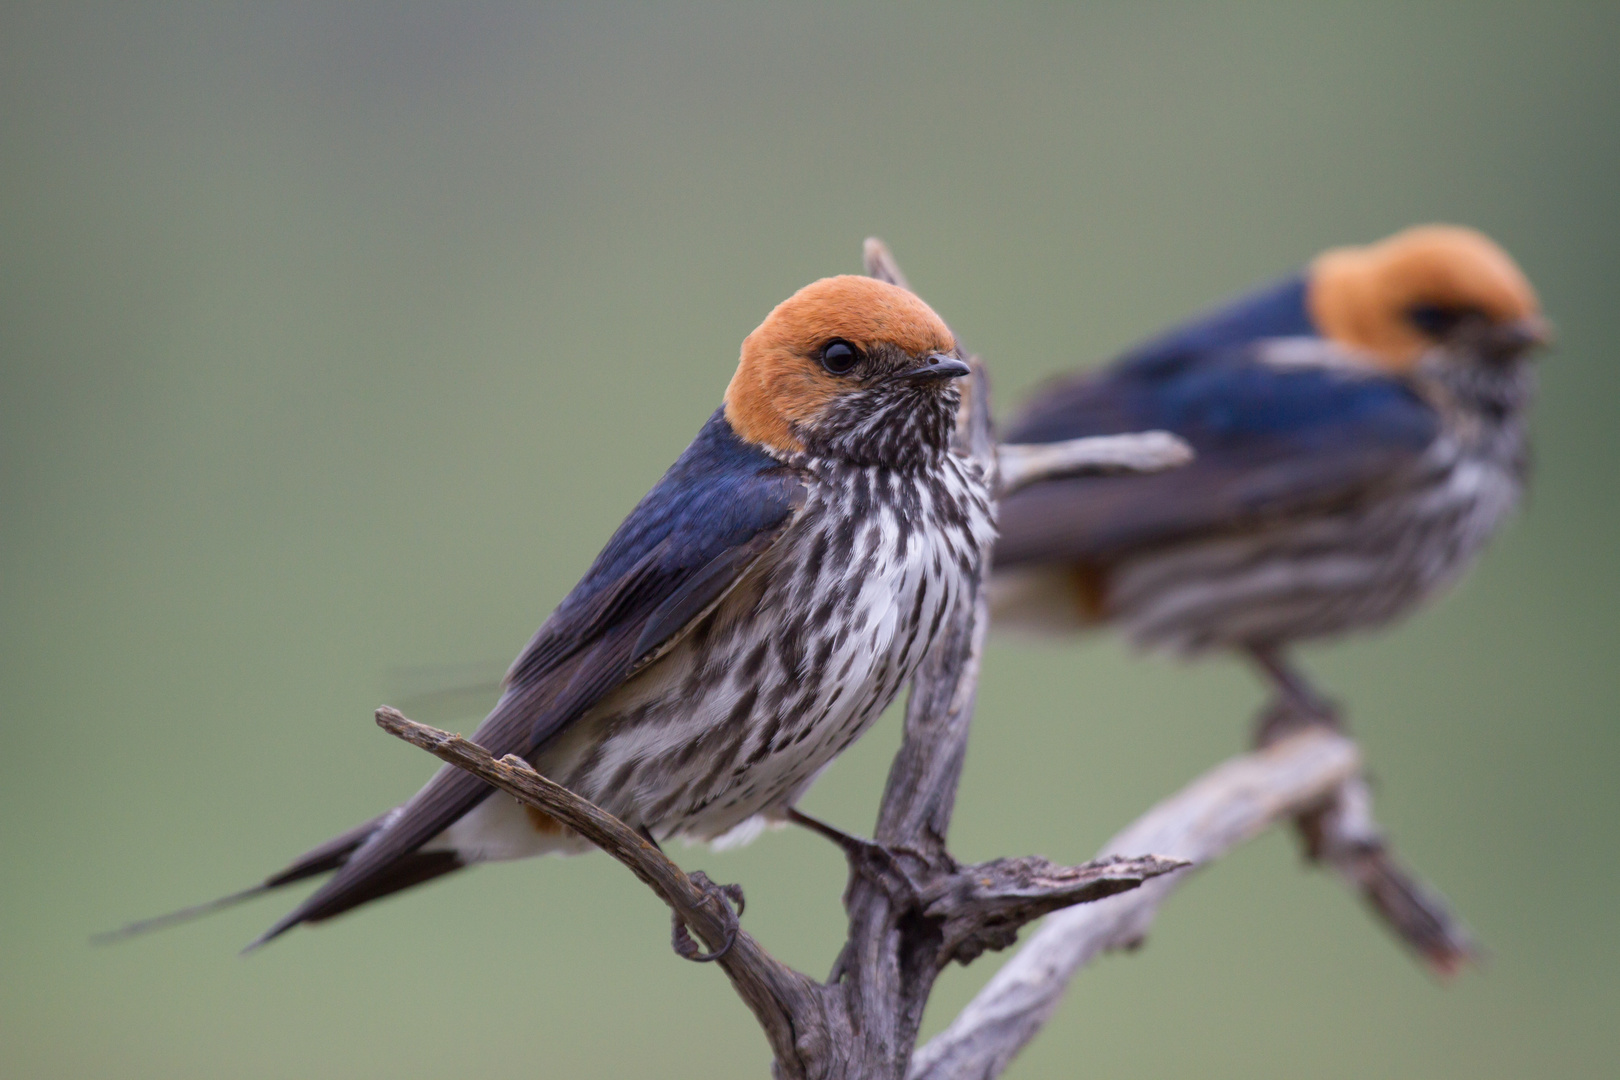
[898,353,972,382]
[1482,314,1554,361]
[1502,315,1554,350]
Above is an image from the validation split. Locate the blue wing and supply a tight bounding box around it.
[1111,273,1315,378]
[996,339,1440,567]
[503,406,809,703]
[256,409,805,942]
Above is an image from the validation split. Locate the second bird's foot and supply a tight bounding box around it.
[1247,646,1343,745]
[671,871,745,963]
[1253,691,1343,747]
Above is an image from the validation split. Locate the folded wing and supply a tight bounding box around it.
[251,410,805,945]
[996,346,1440,567]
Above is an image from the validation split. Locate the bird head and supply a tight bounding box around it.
[1308,225,1550,372]
[724,275,968,467]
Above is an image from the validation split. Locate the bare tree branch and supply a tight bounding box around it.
[1277,762,1478,975]
[1250,690,1476,975]
[864,237,912,292]
[997,432,1193,496]
[921,853,1186,967]
[1242,643,1481,976]
[375,707,826,1068]
[911,726,1362,1080]
[376,688,1179,1080]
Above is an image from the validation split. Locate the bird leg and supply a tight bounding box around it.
[1244,645,1476,974]
[671,871,746,963]
[785,806,937,907]
[1247,644,1359,862]
[1248,643,1341,745]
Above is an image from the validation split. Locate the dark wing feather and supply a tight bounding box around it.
[996,348,1441,567]
[632,529,784,663]
[251,409,804,945]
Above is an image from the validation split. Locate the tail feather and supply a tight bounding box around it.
[263,813,394,887]
[93,812,392,945]
[242,850,465,952]
[92,882,277,944]
[246,754,501,950]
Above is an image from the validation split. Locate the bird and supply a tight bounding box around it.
[992,224,1548,727]
[112,274,996,954]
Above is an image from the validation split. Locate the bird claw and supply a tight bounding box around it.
[786,807,934,906]
[671,871,745,963]
[1248,646,1342,746]
[1253,689,1342,746]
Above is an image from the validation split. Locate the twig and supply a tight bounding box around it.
[996,432,1193,496]
[1253,692,1477,974]
[374,708,825,1069]
[829,242,1013,1075]
[864,237,912,292]
[376,700,1178,1080]
[922,853,1187,966]
[1290,769,1478,975]
[910,726,1362,1080]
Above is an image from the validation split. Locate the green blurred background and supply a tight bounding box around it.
[4,3,1617,1077]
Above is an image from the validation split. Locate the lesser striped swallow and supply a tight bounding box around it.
[993,225,1548,710]
[121,275,996,950]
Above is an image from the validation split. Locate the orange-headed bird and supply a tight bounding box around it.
[125,276,995,952]
[994,225,1547,722]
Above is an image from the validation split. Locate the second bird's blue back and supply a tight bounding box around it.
[998,274,1441,564]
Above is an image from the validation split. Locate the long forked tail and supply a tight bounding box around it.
[92,813,400,945]
[241,848,465,952]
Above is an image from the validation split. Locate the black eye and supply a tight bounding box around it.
[819,339,861,375]
[1407,303,1469,338]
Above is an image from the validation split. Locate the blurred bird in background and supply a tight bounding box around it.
[991,225,1547,968]
[113,275,995,955]
[995,224,1545,708]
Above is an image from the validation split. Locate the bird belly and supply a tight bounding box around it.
[1106,449,1520,654]
[529,458,992,847]
[422,785,595,861]
[989,563,1109,636]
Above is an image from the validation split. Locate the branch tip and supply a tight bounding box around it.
[997,431,1194,496]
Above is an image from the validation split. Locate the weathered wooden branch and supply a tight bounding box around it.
[375,707,824,1067]
[1296,770,1477,975]
[376,711,1177,1080]
[997,432,1193,495]
[910,727,1362,1080]
[863,237,913,293]
[1253,697,1477,975]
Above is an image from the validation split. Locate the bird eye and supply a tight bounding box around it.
[1406,303,1474,339]
[819,339,861,375]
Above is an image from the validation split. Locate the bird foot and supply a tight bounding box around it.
[1247,645,1342,746]
[1253,689,1342,747]
[785,807,938,906]
[671,871,745,963]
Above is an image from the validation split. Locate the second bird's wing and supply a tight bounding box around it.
[995,348,1441,566]
[253,410,806,943]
